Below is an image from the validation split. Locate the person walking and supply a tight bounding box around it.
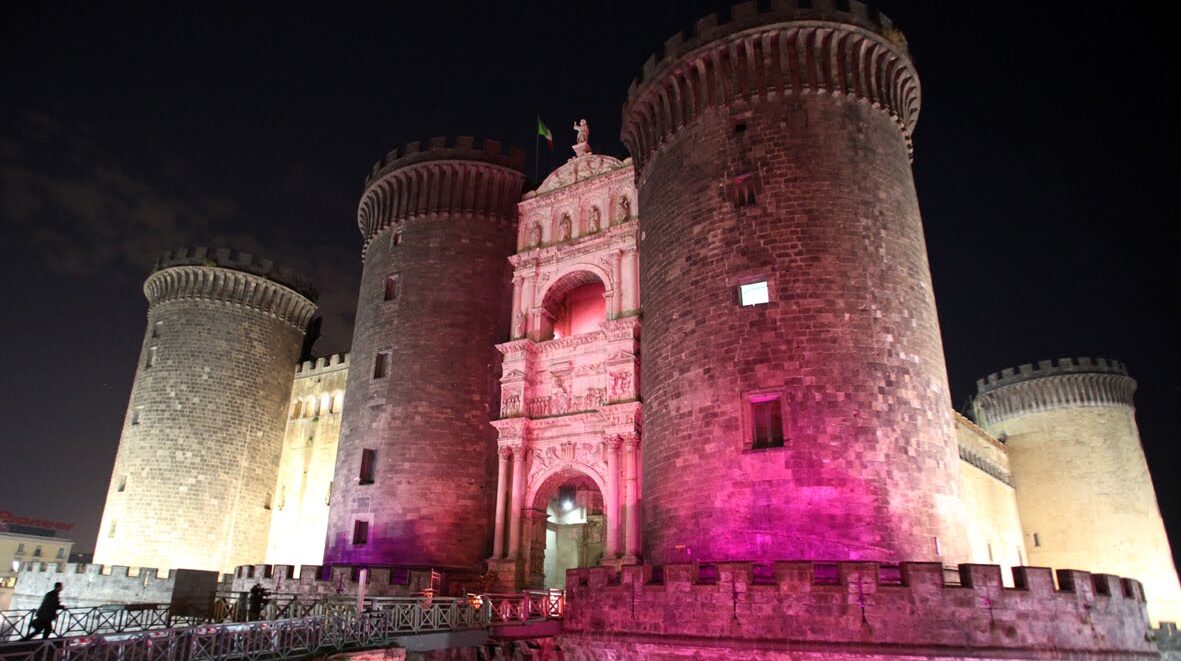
[22,582,65,640]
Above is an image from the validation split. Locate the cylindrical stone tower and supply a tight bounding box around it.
[974,357,1181,625]
[324,137,525,573]
[623,2,967,564]
[94,247,318,573]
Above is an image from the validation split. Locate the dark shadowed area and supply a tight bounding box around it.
[1,2,1175,569]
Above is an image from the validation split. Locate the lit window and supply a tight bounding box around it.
[353,520,369,545]
[750,397,784,450]
[373,351,391,379]
[359,449,376,485]
[739,281,769,306]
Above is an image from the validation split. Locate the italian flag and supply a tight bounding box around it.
[537,116,553,149]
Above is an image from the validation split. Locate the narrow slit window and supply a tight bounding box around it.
[108,521,117,538]
[117,475,127,492]
[151,321,162,338]
[392,229,403,247]
[145,346,157,368]
[383,275,399,301]
[373,351,391,379]
[359,449,376,485]
[750,398,784,450]
[739,281,770,307]
[352,520,369,545]
[1033,532,1041,547]
[131,406,143,425]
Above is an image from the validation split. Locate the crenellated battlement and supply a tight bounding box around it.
[230,564,445,597]
[154,247,317,301]
[977,356,1129,392]
[145,250,318,332]
[972,357,1137,428]
[364,136,526,188]
[357,137,527,250]
[622,0,918,172]
[564,561,1154,656]
[296,352,350,377]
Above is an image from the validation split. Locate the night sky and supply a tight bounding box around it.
[1,2,1176,567]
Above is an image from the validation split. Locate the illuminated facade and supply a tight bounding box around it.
[78,2,1178,655]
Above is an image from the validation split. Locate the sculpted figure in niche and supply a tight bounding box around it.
[573,119,589,144]
[587,206,601,233]
[558,213,572,241]
[528,222,542,248]
[617,195,631,221]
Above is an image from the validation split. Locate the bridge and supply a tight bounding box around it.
[0,591,563,661]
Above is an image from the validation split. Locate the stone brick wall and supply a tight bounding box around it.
[93,249,316,573]
[264,354,349,568]
[10,562,231,610]
[974,359,1181,625]
[954,414,1026,578]
[560,561,1156,659]
[324,138,525,572]
[625,8,966,565]
[229,563,440,598]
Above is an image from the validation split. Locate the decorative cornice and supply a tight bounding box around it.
[356,137,527,253]
[958,445,1012,487]
[972,359,1137,429]
[623,3,918,174]
[144,264,317,332]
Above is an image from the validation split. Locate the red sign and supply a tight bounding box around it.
[0,510,75,532]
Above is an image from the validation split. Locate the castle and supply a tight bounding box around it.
[22,1,1179,657]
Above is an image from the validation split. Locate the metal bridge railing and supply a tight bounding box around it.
[0,592,564,661]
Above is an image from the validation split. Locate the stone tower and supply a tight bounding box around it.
[622,2,968,565]
[324,138,526,574]
[974,357,1181,624]
[94,247,317,573]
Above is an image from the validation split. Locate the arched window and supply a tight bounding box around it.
[541,271,608,340]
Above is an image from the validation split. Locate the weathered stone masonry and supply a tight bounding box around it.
[94,247,317,574]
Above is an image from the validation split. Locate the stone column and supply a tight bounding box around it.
[603,437,622,560]
[622,249,639,314]
[492,447,512,558]
[611,250,624,318]
[622,434,641,562]
[510,278,524,339]
[521,275,536,339]
[508,447,527,558]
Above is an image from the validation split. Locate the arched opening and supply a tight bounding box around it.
[531,472,605,588]
[540,271,607,340]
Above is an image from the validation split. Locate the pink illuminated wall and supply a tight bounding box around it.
[554,283,606,338]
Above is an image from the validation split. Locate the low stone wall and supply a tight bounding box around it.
[560,562,1157,660]
[230,564,447,598]
[11,562,231,610]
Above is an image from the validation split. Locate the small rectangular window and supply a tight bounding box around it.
[56,548,65,559]
[352,520,369,545]
[392,230,404,247]
[117,475,127,492]
[131,407,142,425]
[1033,532,1041,547]
[750,398,784,450]
[373,351,391,379]
[15,544,25,554]
[359,449,376,485]
[109,521,117,538]
[151,321,162,338]
[383,275,399,301]
[739,281,770,306]
[264,491,273,510]
[145,346,157,368]
[32,547,42,557]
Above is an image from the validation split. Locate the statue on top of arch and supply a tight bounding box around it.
[572,119,592,157]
